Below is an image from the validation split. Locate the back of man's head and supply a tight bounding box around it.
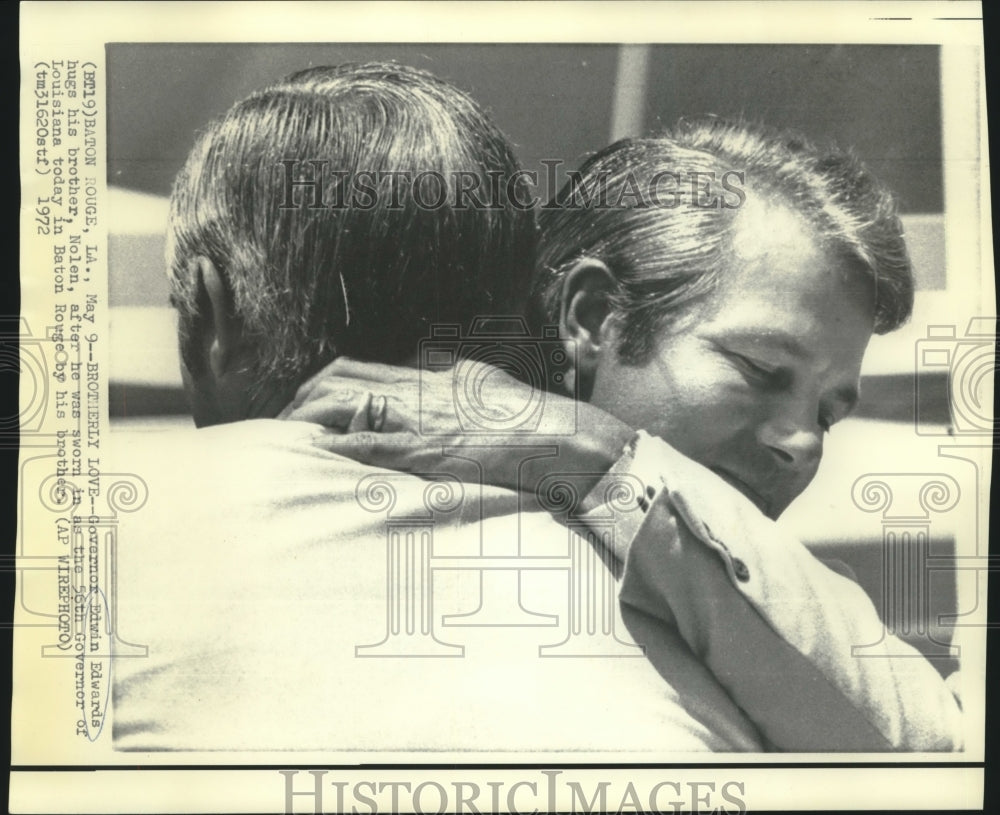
[168,62,536,394]
[533,118,914,362]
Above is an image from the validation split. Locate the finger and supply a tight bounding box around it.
[286,381,431,436]
[283,386,372,429]
[325,356,419,385]
[278,369,331,417]
[280,363,377,416]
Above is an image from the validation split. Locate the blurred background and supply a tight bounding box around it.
[106,44,980,669]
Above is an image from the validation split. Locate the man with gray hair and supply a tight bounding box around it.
[164,61,537,427]
[114,65,778,754]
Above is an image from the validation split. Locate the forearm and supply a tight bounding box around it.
[280,357,636,498]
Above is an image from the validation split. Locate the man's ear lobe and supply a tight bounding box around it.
[559,258,618,399]
[193,256,244,380]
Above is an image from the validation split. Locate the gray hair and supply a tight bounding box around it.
[168,62,537,391]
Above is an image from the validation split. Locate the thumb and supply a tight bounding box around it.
[282,385,372,431]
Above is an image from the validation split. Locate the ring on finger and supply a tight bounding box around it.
[367,394,388,432]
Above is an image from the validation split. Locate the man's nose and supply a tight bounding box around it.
[756,414,823,473]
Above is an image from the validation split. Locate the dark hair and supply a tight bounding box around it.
[533,118,914,362]
[168,62,536,390]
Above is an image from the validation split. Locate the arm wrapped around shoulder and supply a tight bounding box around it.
[613,433,965,752]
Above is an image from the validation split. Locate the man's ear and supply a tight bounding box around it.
[192,256,244,380]
[558,258,618,399]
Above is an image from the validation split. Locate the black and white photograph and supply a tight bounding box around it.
[13,3,992,812]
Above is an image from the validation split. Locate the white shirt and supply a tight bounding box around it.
[111,419,763,753]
